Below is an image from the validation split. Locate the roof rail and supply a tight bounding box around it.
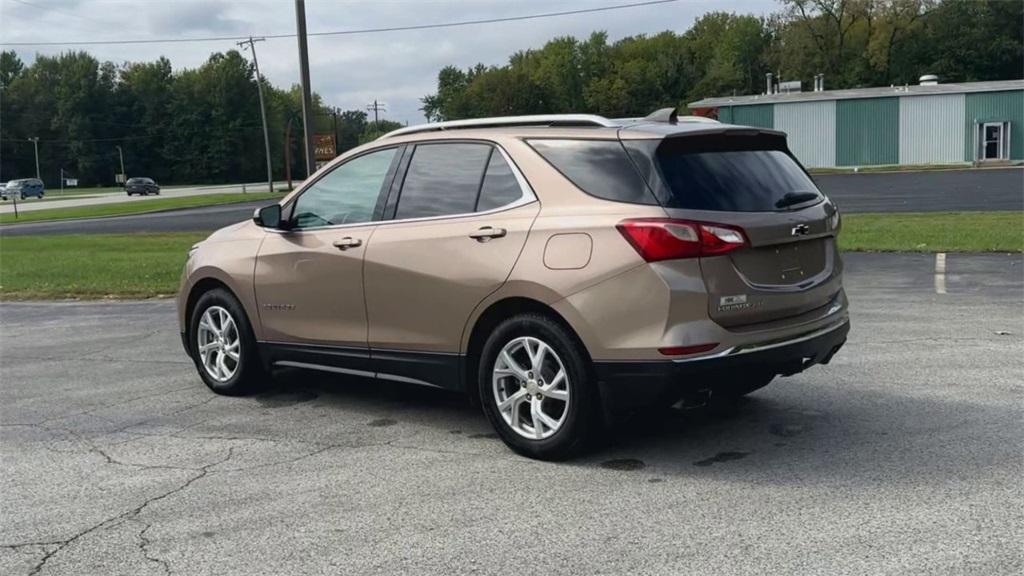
[378,114,618,139]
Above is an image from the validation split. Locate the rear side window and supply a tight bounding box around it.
[396,143,491,219]
[627,137,822,212]
[527,139,656,205]
[476,151,523,212]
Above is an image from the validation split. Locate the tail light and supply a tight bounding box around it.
[616,218,747,262]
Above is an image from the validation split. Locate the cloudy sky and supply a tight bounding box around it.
[1,0,776,124]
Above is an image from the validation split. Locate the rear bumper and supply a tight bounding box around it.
[594,318,849,412]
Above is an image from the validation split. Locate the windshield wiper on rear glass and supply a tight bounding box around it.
[775,191,820,209]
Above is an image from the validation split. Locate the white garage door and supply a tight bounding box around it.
[899,94,965,165]
[775,101,836,168]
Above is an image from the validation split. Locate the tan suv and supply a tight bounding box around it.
[177,109,849,460]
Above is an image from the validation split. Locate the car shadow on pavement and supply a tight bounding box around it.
[261,368,1019,489]
[584,381,1022,487]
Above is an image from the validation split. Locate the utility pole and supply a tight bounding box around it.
[28,137,40,179]
[115,145,126,183]
[237,36,274,193]
[294,0,316,177]
[366,100,387,131]
[284,117,294,191]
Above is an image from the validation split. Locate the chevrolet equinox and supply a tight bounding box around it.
[177,109,849,460]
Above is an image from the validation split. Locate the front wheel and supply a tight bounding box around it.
[189,288,267,395]
[478,313,598,460]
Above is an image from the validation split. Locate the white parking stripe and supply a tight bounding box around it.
[934,252,947,294]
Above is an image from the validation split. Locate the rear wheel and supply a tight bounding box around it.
[189,288,266,395]
[479,313,597,460]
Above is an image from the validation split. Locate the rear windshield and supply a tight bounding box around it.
[626,136,822,212]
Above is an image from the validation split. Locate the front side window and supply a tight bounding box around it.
[395,143,491,219]
[292,147,397,228]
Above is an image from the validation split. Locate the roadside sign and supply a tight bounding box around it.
[314,134,336,161]
[64,178,78,187]
[115,173,126,184]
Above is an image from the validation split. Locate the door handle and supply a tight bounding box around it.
[332,237,362,250]
[468,226,507,241]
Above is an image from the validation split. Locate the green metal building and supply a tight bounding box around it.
[689,78,1024,169]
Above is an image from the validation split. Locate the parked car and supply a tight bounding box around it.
[125,177,160,196]
[4,178,45,200]
[0,182,6,200]
[176,109,849,460]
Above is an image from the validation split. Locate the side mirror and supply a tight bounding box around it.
[253,204,283,228]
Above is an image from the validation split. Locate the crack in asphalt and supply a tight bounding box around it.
[0,384,200,430]
[21,448,235,576]
[130,518,171,576]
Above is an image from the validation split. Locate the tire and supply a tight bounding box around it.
[478,313,598,461]
[188,288,267,396]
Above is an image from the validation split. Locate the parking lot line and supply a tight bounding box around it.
[934,252,947,294]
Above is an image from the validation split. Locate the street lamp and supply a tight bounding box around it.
[115,145,126,184]
[28,137,40,179]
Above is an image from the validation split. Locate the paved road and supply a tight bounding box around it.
[1,167,1020,237]
[0,201,269,237]
[0,182,289,215]
[2,252,1021,575]
[815,166,1023,213]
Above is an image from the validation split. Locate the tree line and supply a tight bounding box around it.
[0,50,401,187]
[1,0,1020,187]
[422,0,1023,121]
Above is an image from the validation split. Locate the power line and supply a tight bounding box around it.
[0,0,679,47]
[7,0,109,27]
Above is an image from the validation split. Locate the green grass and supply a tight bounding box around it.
[839,211,1023,253]
[0,233,205,299]
[0,192,280,224]
[0,212,1019,299]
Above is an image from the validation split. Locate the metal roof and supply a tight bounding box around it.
[688,79,1024,108]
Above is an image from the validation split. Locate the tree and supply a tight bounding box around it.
[0,51,23,88]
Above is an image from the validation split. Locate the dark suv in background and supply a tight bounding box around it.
[125,177,160,196]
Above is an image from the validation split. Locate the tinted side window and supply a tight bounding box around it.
[475,150,523,212]
[292,147,397,228]
[527,139,656,205]
[395,143,491,219]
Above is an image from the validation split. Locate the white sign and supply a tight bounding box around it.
[64,178,78,187]
[115,173,126,184]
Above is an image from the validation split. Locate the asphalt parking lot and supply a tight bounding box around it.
[1,252,1022,575]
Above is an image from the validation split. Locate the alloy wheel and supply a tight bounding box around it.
[197,305,240,382]
[492,336,570,440]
